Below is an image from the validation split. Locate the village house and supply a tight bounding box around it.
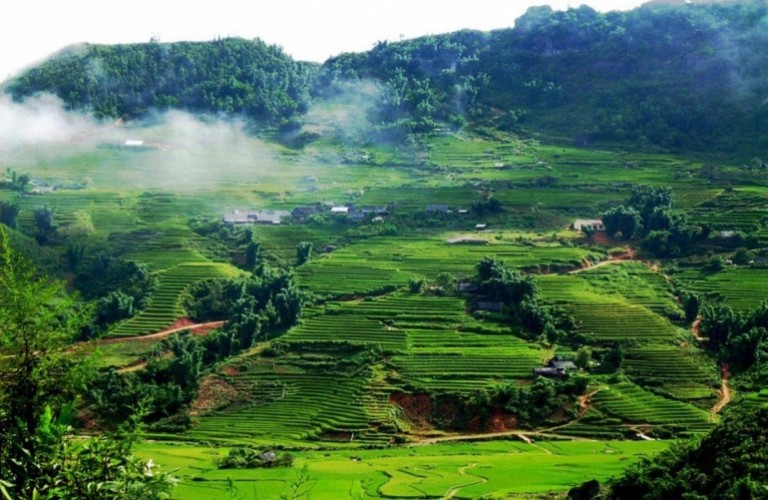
[30,186,55,194]
[533,356,578,378]
[359,206,389,216]
[425,204,451,214]
[457,280,479,293]
[291,205,321,221]
[474,300,504,313]
[573,219,604,231]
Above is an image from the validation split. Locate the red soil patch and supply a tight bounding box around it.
[486,407,518,432]
[166,317,196,330]
[590,231,614,246]
[190,375,239,416]
[390,393,433,429]
[221,365,240,376]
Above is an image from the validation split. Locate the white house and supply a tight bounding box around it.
[573,219,604,231]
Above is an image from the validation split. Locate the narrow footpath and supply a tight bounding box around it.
[711,363,732,416]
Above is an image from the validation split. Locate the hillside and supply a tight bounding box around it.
[5,38,317,124]
[6,1,768,153]
[2,2,768,498]
[320,1,768,152]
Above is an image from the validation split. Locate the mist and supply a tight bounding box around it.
[0,93,103,151]
[302,80,383,144]
[0,94,286,192]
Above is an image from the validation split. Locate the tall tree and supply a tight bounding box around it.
[0,226,83,493]
[0,201,21,229]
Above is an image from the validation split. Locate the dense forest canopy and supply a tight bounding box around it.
[5,1,768,153]
[5,38,317,125]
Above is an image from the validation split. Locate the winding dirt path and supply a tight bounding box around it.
[444,463,486,499]
[577,388,603,417]
[99,320,225,345]
[413,428,589,446]
[711,362,732,416]
[691,317,707,342]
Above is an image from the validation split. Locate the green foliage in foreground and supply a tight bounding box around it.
[607,407,768,499]
[0,226,176,499]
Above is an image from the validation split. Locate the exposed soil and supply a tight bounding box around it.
[99,319,225,345]
[486,407,518,432]
[577,389,602,417]
[390,392,433,430]
[189,375,239,416]
[691,317,707,342]
[711,362,732,416]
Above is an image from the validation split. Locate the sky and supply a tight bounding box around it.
[1,0,646,81]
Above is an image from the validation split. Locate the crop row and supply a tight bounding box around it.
[108,262,237,337]
[592,382,712,426]
[188,373,374,444]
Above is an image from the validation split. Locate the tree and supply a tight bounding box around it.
[602,205,642,239]
[0,226,82,492]
[628,185,673,222]
[681,290,700,323]
[575,346,592,369]
[608,407,768,499]
[732,247,752,265]
[296,241,312,265]
[245,240,261,269]
[0,226,175,498]
[65,242,85,272]
[33,205,56,244]
[0,200,20,229]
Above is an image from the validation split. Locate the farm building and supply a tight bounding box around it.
[359,206,389,216]
[573,219,604,231]
[475,300,504,313]
[533,356,577,378]
[475,223,488,230]
[331,206,350,214]
[720,230,736,238]
[291,205,320,220]
[124,140,145,147]
[425,204,451,214]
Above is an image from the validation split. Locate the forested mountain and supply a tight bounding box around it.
[5,38,317,125]
[320,1,768,152]
[5,1,768,151]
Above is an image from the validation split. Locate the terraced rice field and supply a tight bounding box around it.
[391,347,543,385]
[285,315,408,351]
[188,372,377,446]
[623,347,717,385]
[592,382,713,431]
[539,264,682,342]
[108,262,239,337]
[744,389,768,408]
[676,267,768,311]
[298,237,601,296]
